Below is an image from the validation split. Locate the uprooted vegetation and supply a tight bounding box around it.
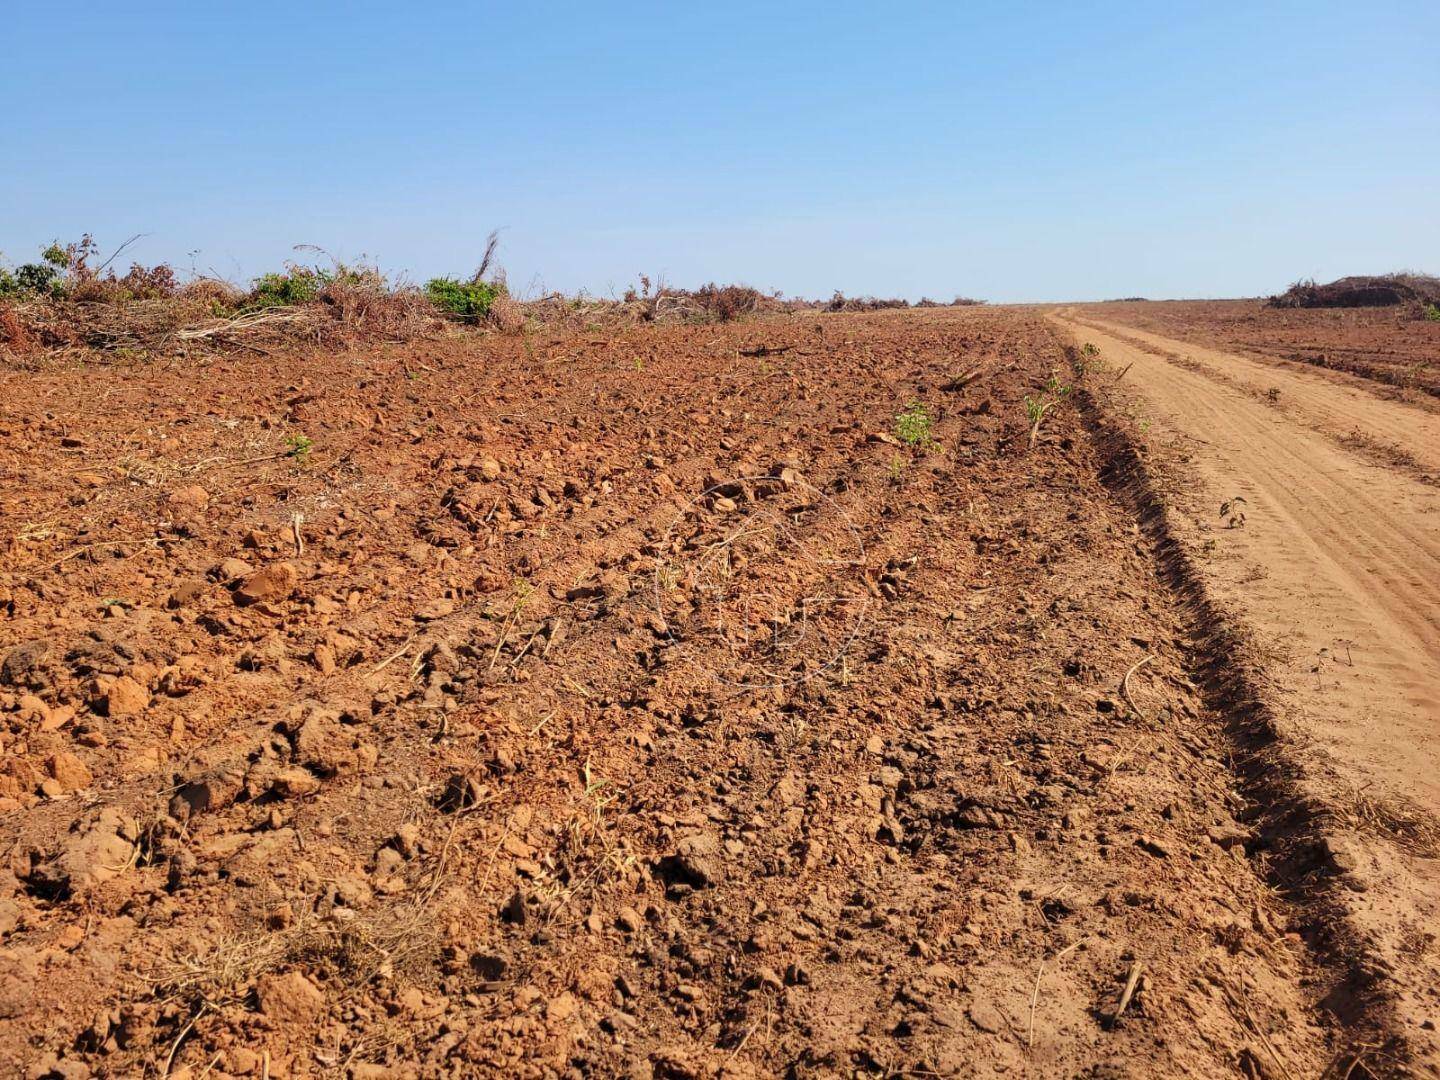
[0,237,485,357]
[1269,271,1440,310]
[622,276,787,323]
[1,235,1002,364]
[0,239,839,361]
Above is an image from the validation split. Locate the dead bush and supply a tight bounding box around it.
[625,277,765,324]
[319,273,437,340]
[0,305,37,354]
[690,283,762,321]
[824,292,911,313]
[488,293,526,334]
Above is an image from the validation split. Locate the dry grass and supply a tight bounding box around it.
[1330,783,1440,858]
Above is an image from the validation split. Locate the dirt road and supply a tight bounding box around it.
[1055,310,1440,1067]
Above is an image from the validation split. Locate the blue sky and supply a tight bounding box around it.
[4,2,1437,302]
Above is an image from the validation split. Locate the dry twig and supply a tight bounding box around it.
[1120,654,1156,720]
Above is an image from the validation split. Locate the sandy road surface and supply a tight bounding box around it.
[1056,312,1440,809]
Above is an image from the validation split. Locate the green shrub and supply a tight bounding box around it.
[0,251,63,297]
[247,268,328,308]
[1424,303,1440,322]
[425,277,499,320]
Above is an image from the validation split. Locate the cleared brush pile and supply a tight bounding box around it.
[621,278,773,323]
[1269,272,1440,309]
[825,291,911,312]
[1,280,443,359]
[0,237,525,360]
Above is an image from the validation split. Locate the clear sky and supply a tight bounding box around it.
[4,1,1437,302]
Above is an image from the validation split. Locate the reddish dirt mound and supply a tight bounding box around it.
[0,309,1385,1076]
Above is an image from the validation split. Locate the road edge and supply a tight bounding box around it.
[1054,325,1422,1077]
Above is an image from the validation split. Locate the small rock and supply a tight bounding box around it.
[46,752,93,793]
[293,709,357,776]
[1206,823,1250,850]
[167,579,208,609]
[478,456,502,481]
[1136,834,1170,858]
[415,598,455,621]
[273,767,322,798]
[213,558,254,583]
[167,485,210,510]
[393,822,421,858]
[38,703,76,733]
[1,641,49,687]
[169,766,246,820]
[373,847,404,878]
[657,832,723,889]
[30,808,135,895]
[968,1000,1005,1034]
[547,991,576,1022]
[233,563,298,606]
[255,970,326,1024]
[1323,836,1369,889]
[0,899,20,937]
[102,676,149,718]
